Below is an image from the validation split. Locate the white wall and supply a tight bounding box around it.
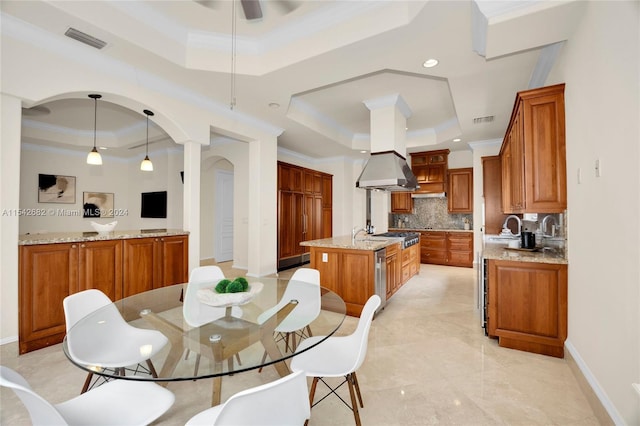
[546,1,640,423]
[19,146,184,234]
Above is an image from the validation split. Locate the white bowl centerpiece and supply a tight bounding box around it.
[90,220,117,235]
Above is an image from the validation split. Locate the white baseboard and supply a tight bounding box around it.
[565,339,623,425]
[0,335,18,346]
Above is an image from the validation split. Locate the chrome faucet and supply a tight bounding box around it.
[502,215,522,237]
[352,227,367,241]
[541,215,557,237]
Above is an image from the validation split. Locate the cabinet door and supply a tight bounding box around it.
[522,92,567,212]
[420,232,447,264]
[482,156,509,235]
[79,240,123,301]
[123,238,158,297]
[385,253,397,298]
[448,168,473,213]
[391,192,413,213]
[340,251,374,310]
[309,249,339,293]
[19,243,79,354]
[501,139,513,213]
[321,175,332,208]
[160,235,189,288]
[487,259,567,357]
[279,191,304,259]
[509,108,525,212]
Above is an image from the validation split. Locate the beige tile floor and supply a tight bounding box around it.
[1,263,599,425]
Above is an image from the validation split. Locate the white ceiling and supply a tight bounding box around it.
[5,0,586,160]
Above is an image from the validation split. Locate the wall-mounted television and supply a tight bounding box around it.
[141,191,167,218]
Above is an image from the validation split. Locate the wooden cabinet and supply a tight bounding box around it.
[18,234,187,354]
[385,243,401,299]
[401,243,420,284]
[500,84,566,213]
[448,168,473,213]
[487,259,567,358]
[278,162,332,270]
[123,235,188,298]
[420,231,473,268]
[410,149,449,194]
[309,247,374,316]
[391,192,413,213]
[482,156,509,235]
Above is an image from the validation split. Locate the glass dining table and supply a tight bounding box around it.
[62,276,346,406]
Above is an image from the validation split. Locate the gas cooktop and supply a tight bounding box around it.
[374,231,420,248]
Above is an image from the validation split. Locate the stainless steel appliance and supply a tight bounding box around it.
[373,231,420,249]
[374,248,387,313]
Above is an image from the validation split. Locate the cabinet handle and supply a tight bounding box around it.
[81,244,85,248]
[71,244,77,249]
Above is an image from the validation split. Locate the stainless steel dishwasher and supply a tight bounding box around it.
[374,248,387,313]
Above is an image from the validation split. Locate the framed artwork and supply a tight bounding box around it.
[83,192,115,218]
[38,174,76,204]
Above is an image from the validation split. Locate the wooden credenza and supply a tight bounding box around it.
[18,233,188,354]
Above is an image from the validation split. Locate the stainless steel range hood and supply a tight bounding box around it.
[356,151,418,192]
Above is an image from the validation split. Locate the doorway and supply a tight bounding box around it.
[214,169,234,262]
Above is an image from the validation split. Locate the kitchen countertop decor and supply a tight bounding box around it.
[18,229,189,245]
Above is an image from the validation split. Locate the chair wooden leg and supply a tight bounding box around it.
[257,350,268,372]
[80,372,93,394]
[352,371,364,407]
[146,359,159,378]
[346,373,362,426]
[194,354,201,376]
[309,377,319,407]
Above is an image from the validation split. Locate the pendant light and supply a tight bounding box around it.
[86,94,103,165]
[140,109,154,171]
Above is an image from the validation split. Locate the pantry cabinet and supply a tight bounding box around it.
[487,259,567,358]
[500,83,566,213]
[278,162,332,270]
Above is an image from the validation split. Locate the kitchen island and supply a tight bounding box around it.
[18,229,188,354]
[482,242,568,358]
[301,235,419,316]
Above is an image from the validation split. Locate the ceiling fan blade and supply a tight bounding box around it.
[240,0,262,20]
[273,0,300,14]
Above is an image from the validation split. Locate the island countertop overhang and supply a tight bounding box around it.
[301,235,401,251]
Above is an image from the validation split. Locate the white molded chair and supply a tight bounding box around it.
[63,289,168,393]
[185,370,309,426]
[290,294,381,426]
[257,268,321,369]
[183,266,242,373]
[0,365,175,426]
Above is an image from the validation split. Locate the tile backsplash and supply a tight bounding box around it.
[390,198,472,230]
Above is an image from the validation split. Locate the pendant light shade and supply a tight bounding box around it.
[141,109,154,171]
[87,94,103,165]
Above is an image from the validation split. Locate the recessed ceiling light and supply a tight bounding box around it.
[422,58,439,68]
[360,150,367,154]
[453,138,461,142]
[268,102,280,109]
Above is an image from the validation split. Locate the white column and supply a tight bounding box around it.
[183,141,201,273]
[246,136,278,277]
[1,94,23,341]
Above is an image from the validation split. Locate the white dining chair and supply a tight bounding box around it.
[256,268,321,370]
[63,289,169,393]
[290,294,381,426]
[183,265,242,373]
[185,370,309,426]
[0,365,175,426]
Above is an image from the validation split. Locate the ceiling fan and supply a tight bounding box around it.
[195,0,300,21]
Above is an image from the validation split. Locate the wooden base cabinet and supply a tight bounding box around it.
[420,231,473,268]
[487,259,567,358]
[18,234,188,354]
[385,243,402,299]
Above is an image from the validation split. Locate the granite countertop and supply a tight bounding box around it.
[300,235,402,251]
[483,243,567,265]
[389,227,472,233]
[18,229,189,245]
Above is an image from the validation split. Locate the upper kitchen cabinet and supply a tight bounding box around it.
[482,156,509,235]
[500,84,567,213]
[390,192,413,213]
[447,168,473,213]
[410,149,449,194]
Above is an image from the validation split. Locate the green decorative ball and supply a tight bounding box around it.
[226,280,244,293]
[235,277,249,291]
[215,279,232,293]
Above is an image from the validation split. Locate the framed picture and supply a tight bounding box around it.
[83,192,115,218]
[38,174,76,204]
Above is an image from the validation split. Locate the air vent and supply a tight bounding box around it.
[473,115,494,124]
[64,27,107,50]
